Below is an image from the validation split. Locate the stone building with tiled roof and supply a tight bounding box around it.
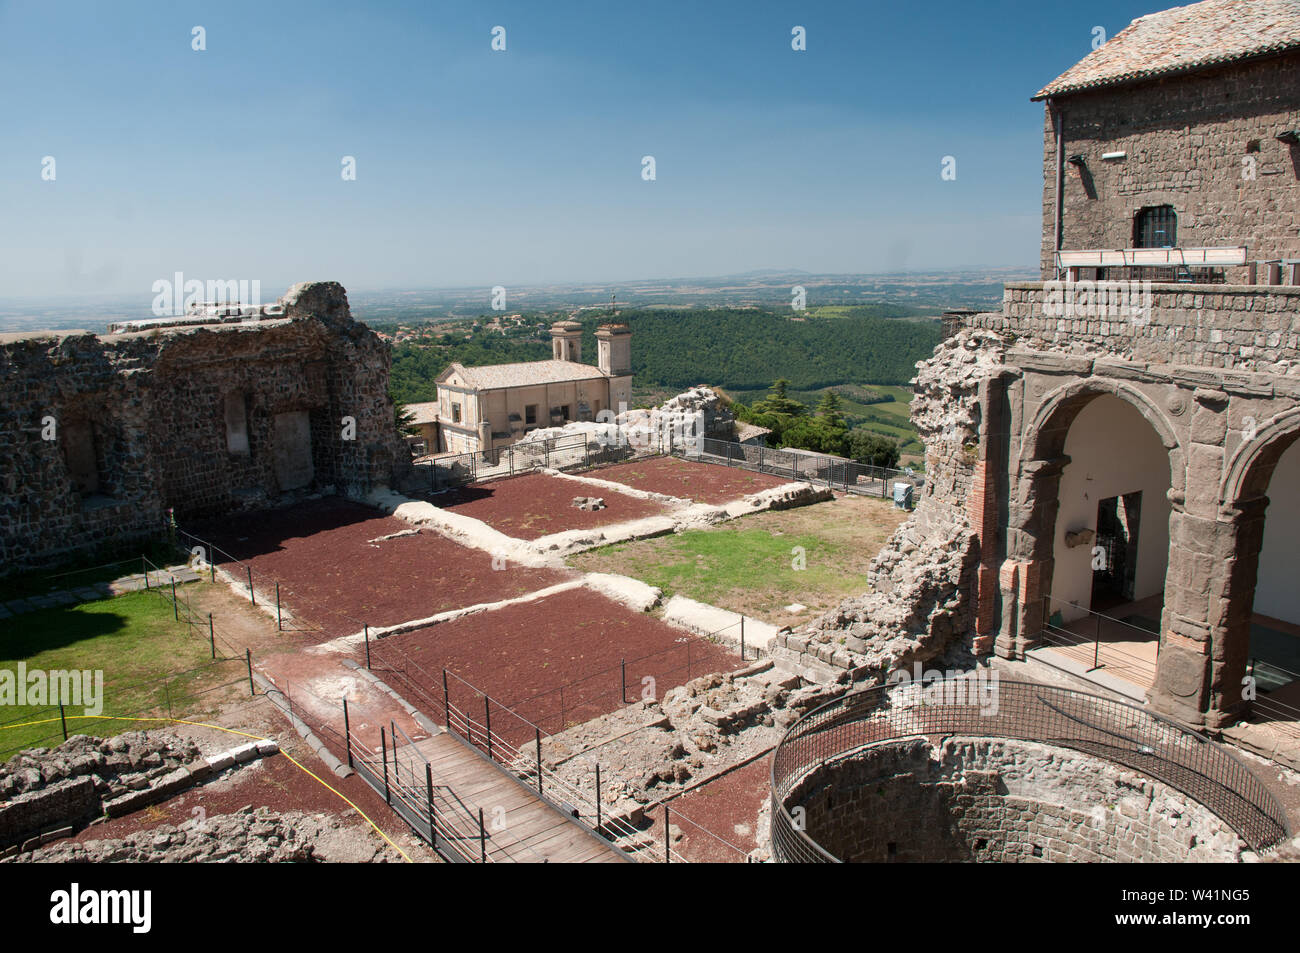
[1035,0,1300,283]
[432,321,632,454]
[914,0,1300,741]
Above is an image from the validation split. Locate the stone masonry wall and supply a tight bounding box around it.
[1041,52,1300,278]
[977,283,1300,377]
[0,282,408,575]
[788,736,1245,863]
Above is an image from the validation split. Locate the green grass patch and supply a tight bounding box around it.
[0,589,234,757]
[591,527,856,608]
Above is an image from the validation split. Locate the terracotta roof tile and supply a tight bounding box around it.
[1034,0,1300,100]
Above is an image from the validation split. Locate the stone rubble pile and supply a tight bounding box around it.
[4,806,393,864]
[532,661,840,826]
[0,730,280,853]
[0,732,200,803]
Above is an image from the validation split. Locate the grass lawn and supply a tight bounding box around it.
[567,494,908,628]
[0,539,179,603]
[0,587,244,758]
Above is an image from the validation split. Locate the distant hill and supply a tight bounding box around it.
[387,306,942,406]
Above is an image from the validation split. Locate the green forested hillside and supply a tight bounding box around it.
[387,306,940,408]
[575,308,939,391]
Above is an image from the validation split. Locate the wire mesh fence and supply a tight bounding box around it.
[417,432,646,493]
[671,435,924,500]
[769,677,1291,863]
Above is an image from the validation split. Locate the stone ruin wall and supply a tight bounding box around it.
[769,330,1003,685]
[0,282,409,575]
[786,736,1245,863]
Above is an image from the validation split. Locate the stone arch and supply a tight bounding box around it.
[1021,377,1181,471]
[1221,405,1300,509]
[998,376,1180,665]
[1196,404,1300,728]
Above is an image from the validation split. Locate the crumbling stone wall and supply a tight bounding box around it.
[1040,51,1300,279]
[0,282,408,574]
[769,331,1002,684]
[785,737,1245,863]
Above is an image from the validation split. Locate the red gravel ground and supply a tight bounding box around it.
[66,749,427,859]
[367,587,741,741]
[588,456,791,505]
[432,472,671,539]
[655,755,773,863]
[191,498,572,641]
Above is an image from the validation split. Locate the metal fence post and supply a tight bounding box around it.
[171,576,178,620]
[741,617,746,661]
[484,696,493,760]
[381,728,390,804]
[442,669,451,731]
[479,808,487,862]
[620,658,626,704]
[275,583,282,631]
[245,648,254,697]
[535,727,543,795]
[59,703,67,740]
[343,697,354,768]
[595,764,602,833]
[364,625,371,669]
[426,762,437,847]
[208,613,215,659]
[664,806,671,863]
[143,555,149,590]
[247,566,255,605]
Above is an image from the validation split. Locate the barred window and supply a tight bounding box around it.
[1134,205,1177,248]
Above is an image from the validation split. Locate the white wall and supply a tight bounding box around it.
[1051,394,1172,621]
[1254,441,1300,622]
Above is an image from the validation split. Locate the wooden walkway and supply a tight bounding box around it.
[397,731,626,864]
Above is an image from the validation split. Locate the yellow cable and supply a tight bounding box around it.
[1,714,412,863]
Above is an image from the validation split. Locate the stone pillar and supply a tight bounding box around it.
[994,455,1069,659]
[1149,497,1266,729]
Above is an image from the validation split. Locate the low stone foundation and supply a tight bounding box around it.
[784,736,1245,863]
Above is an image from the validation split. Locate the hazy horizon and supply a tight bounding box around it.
[0,0,1167,301]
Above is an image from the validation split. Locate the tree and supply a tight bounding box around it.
[815,390,846,430]
[848,430,900,469]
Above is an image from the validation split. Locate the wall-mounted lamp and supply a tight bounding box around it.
[1276,130,1300,144]
[1067,154,1087,167]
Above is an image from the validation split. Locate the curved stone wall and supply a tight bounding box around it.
[785,736,1245,862]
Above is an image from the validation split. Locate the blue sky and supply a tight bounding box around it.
[0,0,1165,300]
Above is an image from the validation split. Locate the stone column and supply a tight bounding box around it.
[994,455,1069,659]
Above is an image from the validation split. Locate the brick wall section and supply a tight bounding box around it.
[1040,52,1300,279]
[785,737,1244,863]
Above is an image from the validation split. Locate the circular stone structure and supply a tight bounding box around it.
[769,678,1289,863]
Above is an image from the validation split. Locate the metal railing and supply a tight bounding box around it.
[1035,594,1160,687]
[671,435,923,500]
[418,433,640,493]
[770,678,1291,862]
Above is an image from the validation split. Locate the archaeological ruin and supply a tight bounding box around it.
[0,282,409,575]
